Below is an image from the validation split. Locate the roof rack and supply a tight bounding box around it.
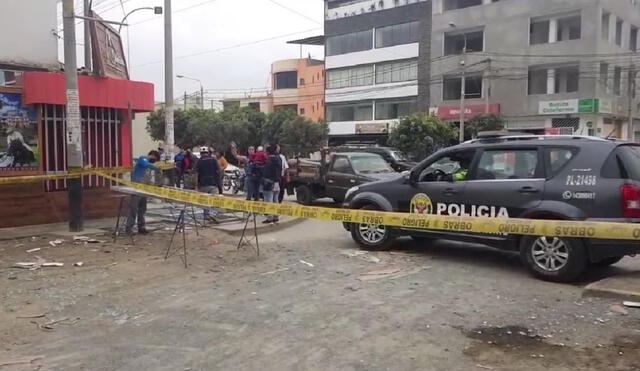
[465,134,608,144]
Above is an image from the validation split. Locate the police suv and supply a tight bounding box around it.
[344,134,640,282]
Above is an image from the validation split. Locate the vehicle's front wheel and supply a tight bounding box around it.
[520,236,587,282]
[350,205,396,251]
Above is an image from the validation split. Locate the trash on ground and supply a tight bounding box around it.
[16,311,46,319]
[299,260,314,268]
[26,248,41,253]
[14,256,64,270]
[623,301,640,308]
[73,236,90,242]
[48,239,64,247]
[260,267,289,275]
[340,250,368,258]
[74,262,84,267]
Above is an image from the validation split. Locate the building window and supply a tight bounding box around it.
[327,102,373,122]
[614,66,622,95]
[443,75,483,100]
[327,65,374,89]
[300,78,306,86]
[375,59,418,84]
[375,98,418,120]
[528,64,579,95]
[326,29,373,56]
[602,11,610,41]
[631,26,638,51]
[375,21,420,48]
[616,18,623,46]
[600,63,610,93]
[444,29,484,55]
[274,71,298,89]
[247,102,260,111]
[300,108,306,115]
[275,104,298,112]
[443,0,482,11]
[530,13,581,45]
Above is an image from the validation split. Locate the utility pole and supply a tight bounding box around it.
[459,39,467,143]
[184,91,187,110]
[63,0,84,232]
[201,85,205,109]
[164,0,175,162]
[485,58,491,114]
[84,0,92,72]
[628,60,636,142]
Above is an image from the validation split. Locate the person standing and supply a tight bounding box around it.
[125,150,160,235]
[215,150,229,195]
[174,150,186,188]
[276,144,289,203]
[261,145,282,223]
[196,147,221,220]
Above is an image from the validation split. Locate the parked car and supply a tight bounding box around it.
[343,134,640,282]
[288,152,398,205]
[334,146,417,172]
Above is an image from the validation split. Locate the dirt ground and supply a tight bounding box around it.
[1,219,640,371]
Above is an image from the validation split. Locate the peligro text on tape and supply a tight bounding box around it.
[95,171,640,242]
[0,164,174,185]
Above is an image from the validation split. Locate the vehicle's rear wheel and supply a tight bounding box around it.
[295,185,313,205]
[520,236,587,282]
[350,205,396,251]
[592,256,624,267]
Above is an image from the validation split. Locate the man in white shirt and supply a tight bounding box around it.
[276,144,289,203]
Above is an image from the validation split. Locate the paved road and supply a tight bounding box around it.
[1,219,639,370]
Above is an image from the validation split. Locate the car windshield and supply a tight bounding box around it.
[390,151,409,162]
[351,156,394,174]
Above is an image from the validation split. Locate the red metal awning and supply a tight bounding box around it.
[22,71,155,112]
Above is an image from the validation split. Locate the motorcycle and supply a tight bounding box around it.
[223,165,244,194]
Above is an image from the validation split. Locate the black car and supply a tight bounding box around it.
[343,135,640,282]
[334,146,417,172]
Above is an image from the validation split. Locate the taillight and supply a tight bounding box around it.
[621,184,640,218]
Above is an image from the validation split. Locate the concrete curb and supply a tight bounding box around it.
[210,217,307,236]
[583,273,640,301]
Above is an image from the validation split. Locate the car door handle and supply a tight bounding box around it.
[350,179,357,183]
[443,188,459,196]
[518,186,539,194]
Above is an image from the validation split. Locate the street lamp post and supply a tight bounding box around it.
[177,75,204,109]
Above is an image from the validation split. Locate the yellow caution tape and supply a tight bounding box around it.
[95,171,640,242]
[0,164,175,185]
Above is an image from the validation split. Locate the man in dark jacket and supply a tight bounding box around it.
[196,147,221,219]
[261,145,282,223]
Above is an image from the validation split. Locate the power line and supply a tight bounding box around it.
[265,0,323,25]
[131,27,323,69]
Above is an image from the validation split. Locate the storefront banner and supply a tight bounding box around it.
[0,93,39,171]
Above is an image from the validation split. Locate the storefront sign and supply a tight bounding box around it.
[0,93,39,171]
[539,99,579,114]
[355,123,387,134]
[90,12,129,80]
[437,104,500,120]
[578,99,597,114]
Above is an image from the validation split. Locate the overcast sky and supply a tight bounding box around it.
[66,0,325,102]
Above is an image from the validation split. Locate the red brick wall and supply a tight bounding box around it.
[0,184,123,228]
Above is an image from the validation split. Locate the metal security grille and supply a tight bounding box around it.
[551,118,580,135]
[42,105,121,191]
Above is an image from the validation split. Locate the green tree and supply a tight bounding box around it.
[466,114,506,138]
[388,114,456,160]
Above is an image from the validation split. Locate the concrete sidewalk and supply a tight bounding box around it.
[584,272,640,301]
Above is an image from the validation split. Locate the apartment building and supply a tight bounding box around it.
[222,57,325,122]
[324,0,432,145]
[431,0,640,140]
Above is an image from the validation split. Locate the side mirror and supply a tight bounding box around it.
[408,170,418,184]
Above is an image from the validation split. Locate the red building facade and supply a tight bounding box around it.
[0,71,154,228]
